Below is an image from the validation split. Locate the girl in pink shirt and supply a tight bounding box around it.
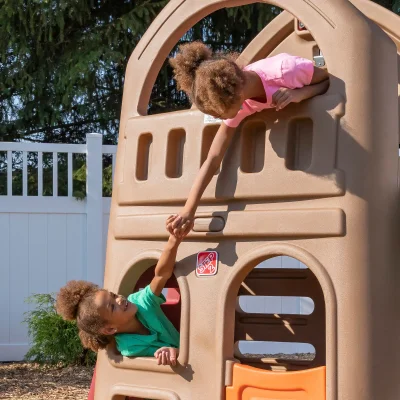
[167,42,329,236]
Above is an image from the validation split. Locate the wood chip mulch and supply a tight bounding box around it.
[0,354,314,399]
[0,362,94,400]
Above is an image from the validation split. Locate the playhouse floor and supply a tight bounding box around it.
[0,362,93,400]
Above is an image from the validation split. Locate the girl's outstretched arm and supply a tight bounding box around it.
[167,123,236,237]
[150,232,182,296]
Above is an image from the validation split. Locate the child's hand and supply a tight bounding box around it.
[154,347,179,366]
[272,88,303,111]
[166,212,194,239]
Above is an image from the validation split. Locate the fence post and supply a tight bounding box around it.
[86,133,104,285]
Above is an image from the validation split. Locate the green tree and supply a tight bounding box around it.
[1,0,398,144]
[0,0,168,144]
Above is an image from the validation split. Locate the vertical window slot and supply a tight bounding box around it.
[286,118,313,171]
[166,129,186,178]
[136,133,153,181]
[240,121,266,173]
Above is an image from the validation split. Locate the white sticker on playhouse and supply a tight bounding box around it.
[196,251,218,277]
[203,114,222,124]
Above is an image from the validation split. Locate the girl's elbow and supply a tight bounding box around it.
[320,68,329,81]
[162,270,174,281]
[321,78,330,93]
[311,66,329,84]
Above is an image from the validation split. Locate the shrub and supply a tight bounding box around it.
[24,293,96,366]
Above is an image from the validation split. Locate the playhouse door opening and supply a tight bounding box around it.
[235,256,325,370]
[227,256,326,400]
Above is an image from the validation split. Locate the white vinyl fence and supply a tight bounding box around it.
[0,134,115,361]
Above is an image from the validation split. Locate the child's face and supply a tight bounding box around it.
[94,290,137,334]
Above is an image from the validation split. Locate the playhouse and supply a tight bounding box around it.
[90,0,400,399]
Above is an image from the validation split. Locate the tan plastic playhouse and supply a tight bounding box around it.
[93,0,400,399]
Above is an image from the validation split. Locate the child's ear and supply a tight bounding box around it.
[100,326,117,335]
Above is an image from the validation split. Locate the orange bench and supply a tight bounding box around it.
[226,364,326,400]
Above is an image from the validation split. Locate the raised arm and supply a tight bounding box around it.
[167,122,236,237]
[183,122,236,217]
[150,232,181,296]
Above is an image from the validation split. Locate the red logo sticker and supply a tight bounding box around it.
[196,251,218,277]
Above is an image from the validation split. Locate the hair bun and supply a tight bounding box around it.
[56,280,98,321]
[169,41,212,93]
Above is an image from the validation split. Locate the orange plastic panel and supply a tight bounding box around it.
[226,364,325,400]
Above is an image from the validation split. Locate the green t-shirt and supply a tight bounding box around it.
[115,285,180,357]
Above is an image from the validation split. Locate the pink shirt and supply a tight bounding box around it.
[224,53,314,128]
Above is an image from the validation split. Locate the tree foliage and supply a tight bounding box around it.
[1,0,399,144]
[1,0,168,144]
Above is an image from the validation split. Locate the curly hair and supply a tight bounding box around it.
[56,280,111,352]
[169,42,245,117]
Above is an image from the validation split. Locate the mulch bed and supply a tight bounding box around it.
[0,354,314,399]
[0,362,94,400]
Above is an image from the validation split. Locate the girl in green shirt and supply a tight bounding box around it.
[56,223,181,366]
